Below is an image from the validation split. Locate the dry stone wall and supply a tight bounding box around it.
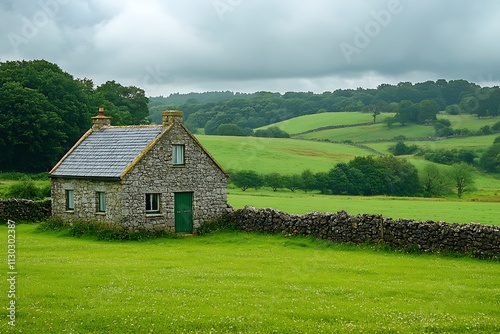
[0,199,51,223]
[228,207,500,259]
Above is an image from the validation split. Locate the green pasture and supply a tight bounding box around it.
[256,111,380,134]
[363,134,498,155]
[1,224,499,333]
[227,188,499,226]
[439,114,500,131]
[196,135,374,174]
[296,122,436,142]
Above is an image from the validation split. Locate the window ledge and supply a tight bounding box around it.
[146,213,164,218]
[95,212,106,216]
[65,210,75,214]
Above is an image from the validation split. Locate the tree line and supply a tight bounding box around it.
[389,135,500,173]
[149,80,500,134]
[0,60,149,172]
[229,156,476,198]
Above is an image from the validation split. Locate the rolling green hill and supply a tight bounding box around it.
[196,135,375,174]
[256,112,380,134]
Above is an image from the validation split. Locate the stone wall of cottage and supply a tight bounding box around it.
[51,178,123,223]
[120,123,228,231]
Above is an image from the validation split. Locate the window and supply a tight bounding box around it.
[97,192,106,212]
[145,193,160,213]
[172,144,185,165]
[65,190,74,211]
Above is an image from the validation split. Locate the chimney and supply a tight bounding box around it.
[162,110,184,127]
[92,107,111,130]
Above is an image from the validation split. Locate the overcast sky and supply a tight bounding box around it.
[1,0,500,96]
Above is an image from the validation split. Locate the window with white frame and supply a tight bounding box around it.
[96,192,106,212]
[145,193,160,213]
[172,144,185,165]
[65,190,74,211]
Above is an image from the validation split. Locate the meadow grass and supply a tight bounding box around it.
[196,135,374,174]
[1,224,499,333]
[227,188,500,225]
[439,114,500,131]
[363,134,499,155]
[297,122,436,142]
[256,111,379,134]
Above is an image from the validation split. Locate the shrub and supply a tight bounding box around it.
[254,126,290,138]
[388,142,418,156]
[6,178,42,200]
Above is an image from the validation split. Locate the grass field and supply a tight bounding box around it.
[256,111,379,134]
[196,135,374,174]
[297,122,436,142]
[1,224,499,333]
[365,134,499,155]
[227,188,500,226]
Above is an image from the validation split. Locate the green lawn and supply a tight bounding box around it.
[196,135,374,174]
[1,224,499,333]
[227,188,500,225]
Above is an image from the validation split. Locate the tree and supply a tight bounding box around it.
[230,170,263,191]
[282,174,302,192]
[389,142,418,156]
[448,163,476,198]
[264,173,284,191]
[420,164,451,197]
[300,170,316,193]
[95,80,149,125]
[0,82,67,171]
[479,137,500,173]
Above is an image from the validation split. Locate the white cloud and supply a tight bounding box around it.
[1,0,500,96]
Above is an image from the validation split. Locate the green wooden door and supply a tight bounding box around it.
[174,192,193,233]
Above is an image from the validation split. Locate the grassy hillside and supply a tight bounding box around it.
[2,225,499,333]
[297,122,435,141]
[256,111,378,134]
[258,111,498,142]
[364,134,498,155]
[196,135,375,174]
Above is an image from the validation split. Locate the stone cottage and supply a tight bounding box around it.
[49,108,229,233]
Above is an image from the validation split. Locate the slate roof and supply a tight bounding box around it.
[50,126,163,179]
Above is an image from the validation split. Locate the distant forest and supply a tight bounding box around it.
[149,81,500,135]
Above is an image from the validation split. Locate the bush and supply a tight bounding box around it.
[254,126,290,138]
[388,142,418,156]
[6,177,44,200]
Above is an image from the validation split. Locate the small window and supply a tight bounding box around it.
[146,193,160,213]
[65,190,74,211]
[97,192,106,212]
[172,144,185,165]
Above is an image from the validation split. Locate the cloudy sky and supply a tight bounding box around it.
[1,0,500,96]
